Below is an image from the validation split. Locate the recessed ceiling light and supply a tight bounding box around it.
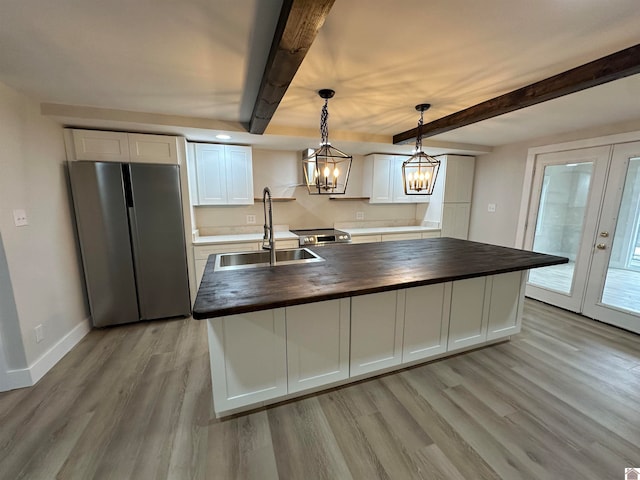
[216,134,231,140]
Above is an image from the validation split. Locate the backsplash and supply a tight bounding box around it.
[193,148,433,235]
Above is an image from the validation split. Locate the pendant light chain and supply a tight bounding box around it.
[320,98,329,145]
[415,108,424,153]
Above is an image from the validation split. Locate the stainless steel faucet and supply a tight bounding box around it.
[262,186,276,265]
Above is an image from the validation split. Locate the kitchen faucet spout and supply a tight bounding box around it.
[262,187,276,265]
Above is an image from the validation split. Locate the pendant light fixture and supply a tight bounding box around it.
[303,89,352,195]
[402,104,440,195]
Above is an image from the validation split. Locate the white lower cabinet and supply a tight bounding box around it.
[381,232,422,242]
[350,291,404,377]
[447,276,490,351]
[286,299,350,393]
[447,272,525,351]
[207,272,526,417]
[350,234,382,244]
[208,309,287,413]
[402,283,451,362]
[194,242,260,288]
[486,271,525,340]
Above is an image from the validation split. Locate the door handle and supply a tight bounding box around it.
[596,243,607,250]
[599,232,609,238]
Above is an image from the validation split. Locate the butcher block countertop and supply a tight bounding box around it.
[192,237,567,319]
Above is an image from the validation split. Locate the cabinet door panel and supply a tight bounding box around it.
[447,277,489,351]
[370,155,394,203]
[403,283,451,362]
[208,309,287,415]
[351,291,403,376]
[286,299,350,393]
[441,203,470,239]
[487,272,524,340]
[225,146,254,204]
[72,130,129,161]
[443,155,475,203]
[195,144,227,204]
[128,133,178,164]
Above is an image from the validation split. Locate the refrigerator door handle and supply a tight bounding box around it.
[127,204,145,318]
[122,163,134,208]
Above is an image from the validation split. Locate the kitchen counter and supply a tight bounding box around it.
[193,237,567,319]
[192,230,298,245]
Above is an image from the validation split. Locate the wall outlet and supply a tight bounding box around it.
[13,208,29,226]
[356,211,365,220]
[246,214,256,224]
[35,324,44,343]
[487,203,496,213]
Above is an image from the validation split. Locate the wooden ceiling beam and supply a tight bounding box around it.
[248,0,335,134]
[393,43,640,144]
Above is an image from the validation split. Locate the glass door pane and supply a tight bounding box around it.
[524,145,610,313]
[600,156,640,314]
[528,162,593,294]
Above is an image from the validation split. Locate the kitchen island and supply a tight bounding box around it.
[193,238,567,417]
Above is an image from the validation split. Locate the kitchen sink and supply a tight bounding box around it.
[214,248,324,272]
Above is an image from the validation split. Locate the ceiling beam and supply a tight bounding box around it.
[393,43,640,144]
[248,0,335,134]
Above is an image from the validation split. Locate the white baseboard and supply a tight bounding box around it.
[1,317,91,391]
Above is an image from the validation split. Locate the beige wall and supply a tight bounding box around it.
[0,81,88,372]
[469,119,640,247]
[195,149,425,233]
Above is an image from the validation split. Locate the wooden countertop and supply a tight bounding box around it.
[192,238,567,319]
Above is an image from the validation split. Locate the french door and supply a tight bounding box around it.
[582,142,640,332]
[525,142,640,333]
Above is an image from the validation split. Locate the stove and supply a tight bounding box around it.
[290,228,352,247]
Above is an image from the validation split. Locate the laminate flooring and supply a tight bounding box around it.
[1,299,639,479]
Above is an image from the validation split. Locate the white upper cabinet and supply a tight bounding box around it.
[69,129,179,164]
[71,130,129,161]
[128,133,178,164]
[441,155,475,203]
[363,154,428,203]
[192,143,253,205]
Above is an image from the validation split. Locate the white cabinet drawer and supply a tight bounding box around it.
[381,232,422,242]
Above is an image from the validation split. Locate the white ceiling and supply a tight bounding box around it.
[1,0,639,153]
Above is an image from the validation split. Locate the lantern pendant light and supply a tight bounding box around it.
[402,104,440,195]
[303,89,352,195]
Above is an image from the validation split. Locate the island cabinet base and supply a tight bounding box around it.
[207,271,527,418]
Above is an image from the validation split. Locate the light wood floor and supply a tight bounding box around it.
[1,299,639,479]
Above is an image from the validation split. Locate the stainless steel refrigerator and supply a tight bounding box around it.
[69,161,191,327]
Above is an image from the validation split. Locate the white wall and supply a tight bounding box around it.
[0,81,89,388]
[469,118,640,247]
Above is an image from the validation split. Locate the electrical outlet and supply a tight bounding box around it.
[246,214,256,224]
[488,203,496,213]
[35,324,44,343]
[356,211,365,220]
[13,209,28,226]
